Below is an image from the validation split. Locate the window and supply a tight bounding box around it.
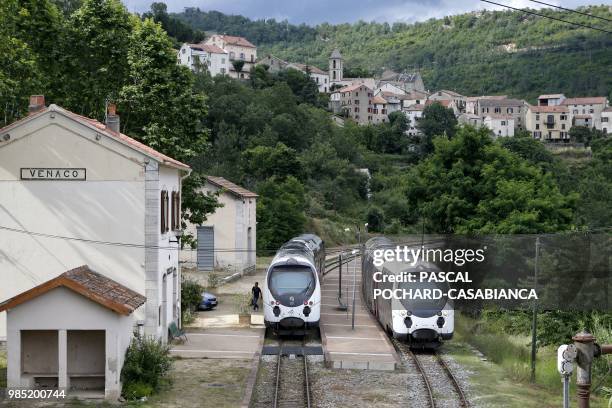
[573,109,578,114]
[536,115,540,121]
[354,100,359,105]
[562,124,566,130]
[240,52,245,60]
[250,55,254,62]
[325,78,328,83]
[508,108,513,113]
[333,71,336,80]
[560,115,567,121]
[589,109,594,114]
[536,124,539,130]
[501,121,506,126]
[355,92,359,97]
[354,107,359,112]
[182,48,186,54]
[229,51,235,59]
[333,60,336,69]
[603,117,609,123]
[494,107,501,113]
[161,190,169,233]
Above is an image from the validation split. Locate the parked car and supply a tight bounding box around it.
[198,292,218,310]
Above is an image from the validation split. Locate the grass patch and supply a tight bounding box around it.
[454,314,609,407]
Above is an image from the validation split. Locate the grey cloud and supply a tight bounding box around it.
[122,0,606,24]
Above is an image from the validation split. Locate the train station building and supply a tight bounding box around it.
[0,96,189,345]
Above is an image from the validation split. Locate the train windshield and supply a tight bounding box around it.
[268,265,315,306]
[397,277,449,318]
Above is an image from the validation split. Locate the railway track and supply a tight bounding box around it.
[252,339,312,408]
[394,340,469,408]
[273,341,311,408]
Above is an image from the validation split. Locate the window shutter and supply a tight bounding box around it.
[165,192,170,232]
[170,192,176,231]
[161,191,166,233]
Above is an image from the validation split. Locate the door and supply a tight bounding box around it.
[197,226,214,271]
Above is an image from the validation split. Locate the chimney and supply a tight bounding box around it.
[105,103,120,133]
[28,95,45,115]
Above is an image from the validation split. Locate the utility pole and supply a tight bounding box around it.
[530,236,540,383]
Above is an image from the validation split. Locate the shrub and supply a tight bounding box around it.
[121,335,172,399]
[207,271,221,289]
[181,278,203,321]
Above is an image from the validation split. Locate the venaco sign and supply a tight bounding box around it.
[20,168,86,181]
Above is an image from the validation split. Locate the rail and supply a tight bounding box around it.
[273,340,312,408]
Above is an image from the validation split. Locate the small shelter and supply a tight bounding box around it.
[0,265,145,399]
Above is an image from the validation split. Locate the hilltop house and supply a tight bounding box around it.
[526,105,570,142]
[478,98,527,130]
[340,83,374,125]
[428,90,466,113]
[177,42,229,76]
[0,96,188,343]
[561,97,609,130]
[205,34,257,79]
[287,63,330,93]
[538,94,566,106]
[602,107,612,134]
[484,114,515,137]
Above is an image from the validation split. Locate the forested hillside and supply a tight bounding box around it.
[174,5,612,102]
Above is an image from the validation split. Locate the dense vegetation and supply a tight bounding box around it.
[174,6,612,102]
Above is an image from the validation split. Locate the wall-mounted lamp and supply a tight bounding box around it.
[169,229,184,244]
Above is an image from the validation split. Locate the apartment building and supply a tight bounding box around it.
[526,105,570,142]
[561,97,609,129]
[340,83,374,125]
[484,114,515,137]
[177,43,229,76]
[602,108,612,134]
[478,98,527,130]
[538,94,566,106]
[205,34,257,79]
[428,90,466,113]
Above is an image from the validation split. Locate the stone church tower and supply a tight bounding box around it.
[329,49,343,83]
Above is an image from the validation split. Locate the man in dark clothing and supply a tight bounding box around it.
[252,282,261,311]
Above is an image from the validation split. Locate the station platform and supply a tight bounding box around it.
[319,256,399,371]
[169,327,265,359]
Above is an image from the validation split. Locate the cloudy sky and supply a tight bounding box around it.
[122,0,605,24]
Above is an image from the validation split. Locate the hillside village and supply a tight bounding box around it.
[179,37,611,143]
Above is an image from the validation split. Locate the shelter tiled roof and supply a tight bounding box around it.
[207,176,258,198]
[0,265,145,315]
[562,97,607,105]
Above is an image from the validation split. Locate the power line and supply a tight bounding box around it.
[480,0,612,34]
[527,0,612,24]
[0,224,359,254]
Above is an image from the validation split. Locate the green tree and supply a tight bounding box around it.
[406,126,576,233]
[241,142,302,183]
[256,176,307,254]
[120,18,208,162]
[417,102,458,155]
[60,0,132,119]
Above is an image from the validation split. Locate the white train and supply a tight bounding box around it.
[263,234,325,335]
[362,237,454,348]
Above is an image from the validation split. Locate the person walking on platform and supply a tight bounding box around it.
[251,282,261,311]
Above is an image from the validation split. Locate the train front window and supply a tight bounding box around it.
[268,265,315,305]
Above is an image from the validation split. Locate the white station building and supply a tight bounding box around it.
[0,96,189,346]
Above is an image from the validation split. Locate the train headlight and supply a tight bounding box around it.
[309,301,313,306]
[270,301,275,306]
[406,311,412,317]
[273,305,281,317]
[436,317,445,328]
[303,306,311,316]
[404,317,412,328]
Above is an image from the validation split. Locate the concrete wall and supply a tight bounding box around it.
[7,287,133,399]
[0,112,146,339]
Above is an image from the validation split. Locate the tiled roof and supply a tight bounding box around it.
[207,176,258,198]
[189,43,227,54]
[562,97,608,105]
[339,83,370,93]
[0,265,145,316]
[406,104,425,111]
[288,63,327,75]
[217,35,256,48]
[479,98,525,107]
[435,89,464,98]
[573,114,592,119]
[466,95,507,102]
[371,95,388,104]
[0,105,190,170]
[529,105,568,113]
[426,99,453,107]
